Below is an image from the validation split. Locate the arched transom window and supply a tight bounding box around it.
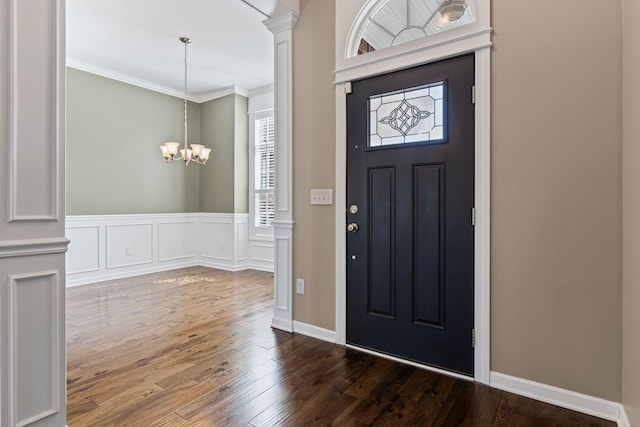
[353,0,476,56]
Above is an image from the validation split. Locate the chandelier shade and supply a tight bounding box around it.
[160,37,211,165]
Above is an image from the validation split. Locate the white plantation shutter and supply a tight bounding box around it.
[252,112,275,230]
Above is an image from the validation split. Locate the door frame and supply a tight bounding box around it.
[334,13,492,384]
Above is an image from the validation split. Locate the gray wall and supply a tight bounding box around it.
[199,94,248,213]
[67,68,247,215]
[490,0,622,401]
[292,0,336,330]
[291,0,623,402]
[623,0,640,423]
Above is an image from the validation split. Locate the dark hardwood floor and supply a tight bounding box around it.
[67,267,615,426]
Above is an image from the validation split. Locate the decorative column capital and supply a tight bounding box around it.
[263,10,299,35]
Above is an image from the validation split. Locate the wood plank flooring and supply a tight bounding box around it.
[67,267,615,426]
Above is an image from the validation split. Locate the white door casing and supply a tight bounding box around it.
[334,0,492,384]
[1,0,69,426]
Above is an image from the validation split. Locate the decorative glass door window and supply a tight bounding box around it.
[369,81,445,147]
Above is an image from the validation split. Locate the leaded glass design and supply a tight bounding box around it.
[369,82,445,147]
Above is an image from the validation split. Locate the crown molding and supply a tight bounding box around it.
[248,83,274,97]
[67,58,250,103]
[192,85,249,103]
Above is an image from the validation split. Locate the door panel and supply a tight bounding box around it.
[346,54,474,375]
[368,167,396,319]
[414,163,445,328]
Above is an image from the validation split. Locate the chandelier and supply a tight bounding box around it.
[160,37,211,165]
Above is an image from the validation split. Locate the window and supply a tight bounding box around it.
[369,81,445,147]
[349,0,476,58]
[250,110,275,238]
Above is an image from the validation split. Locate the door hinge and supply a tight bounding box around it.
[345,82,353,94]
[472,329,476,348]
[471,85,476,104]
[471,207,476,226]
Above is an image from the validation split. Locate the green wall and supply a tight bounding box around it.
[199,94,248,213]
[66,68,248,215]
[234,95,249,214]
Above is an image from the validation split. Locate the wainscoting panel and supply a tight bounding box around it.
[235,217,249,263]
[201,218,234,262]
[106,223,153,269]
[8,0,60,222]
[66,226,99,274]
[249,240,275,272]
[66,213,271,286]
[158,221,198,262]
[9,270,60,426]
[199,213,253,271]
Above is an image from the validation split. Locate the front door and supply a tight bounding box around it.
[346,54,475,375]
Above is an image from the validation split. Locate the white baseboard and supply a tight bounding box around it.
[490,372,625,425]
[66,260,199,287]
[619,406,631,427]
[292,321,336,343]
[271,316,293,333]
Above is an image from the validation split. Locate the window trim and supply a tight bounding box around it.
[249,108,275,241]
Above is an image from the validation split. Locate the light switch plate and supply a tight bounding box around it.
[310,189,333,205]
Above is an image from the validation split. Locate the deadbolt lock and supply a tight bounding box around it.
[349,204,359,214]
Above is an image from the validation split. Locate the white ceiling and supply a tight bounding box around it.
[66,0,275,102]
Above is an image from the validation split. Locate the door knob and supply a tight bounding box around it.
[347,223,359,233]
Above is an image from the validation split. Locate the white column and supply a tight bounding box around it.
[264,10,299,332]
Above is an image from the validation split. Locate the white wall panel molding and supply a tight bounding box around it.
[66,213,271,287]
[105,223,154,269]
[200,216,234,263]
[200,213,249,270]
[249,240,275,272]
[8,0,63,222]
[158,222,198,262]
[1,1,67,425]
[65,226,99,274]
[272,227,293,332]
[8,270,62,427]
[490,372,626,426]
[264,11,298,333]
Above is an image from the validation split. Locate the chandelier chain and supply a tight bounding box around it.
[184,39,188,147]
